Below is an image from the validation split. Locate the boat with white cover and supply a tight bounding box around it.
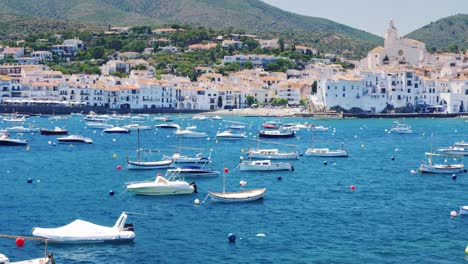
[103,126,130,134]
[248,148,298,160]
[57,135,93,144]
[166,165,219,177]
[419,152,464,174]
[174,129,207,138]
[126,173,197,195]
[239,159,293,171]
[216,130,247,140]
[32,212,135,243]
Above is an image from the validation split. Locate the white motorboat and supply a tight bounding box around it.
[436,146,468,156]
[216,130,247,140]
[126,173,196,195]
[454,141,468,148]
[248,148,298,160]
[192,115,208,120]
[5,126,39,133]
[122,124,152,131]
[0,132,28,146]
[83,115,108,122]
[459,206,468,216]
[3,116,26,122]
[153,115,173,122]
[305,148,349,157]
[57,135,93,144]
[32,212,135,243]
[86,122,114,129]
[239,159,293,171]
[174,129,207,138]
[103,126,130,134]
[311,125,329,132]
[419,152,464,174]
[209,188,266,203]
[390,123,412,134]
[155,123,180,129]
[166,166,219,177]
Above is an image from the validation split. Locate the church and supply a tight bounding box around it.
[361,20,428,69]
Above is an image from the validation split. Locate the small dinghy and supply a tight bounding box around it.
[32,212,135,243]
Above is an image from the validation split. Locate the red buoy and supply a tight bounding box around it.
[16,237,25,247]
[116,165,122,171]
[350,185,356,191]
[157,173,162,176]
[224,168,229,173]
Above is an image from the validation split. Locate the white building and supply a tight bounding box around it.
[361,20,427,70]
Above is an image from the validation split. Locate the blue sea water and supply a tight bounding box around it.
[1,115,468,263]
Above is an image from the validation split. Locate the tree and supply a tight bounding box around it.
[299,98,308,106]
[90,46,105,59]
[278,38,285,52]
[217,96,223,108]
[311,81,318,94]
[271,98,289,106]
[246,95,255,106]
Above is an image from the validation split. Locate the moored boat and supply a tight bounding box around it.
[103,126,130,134]
[258,130,295,138]
[86,122,114,129]
[57,135,93,144]
[166,166,219,177]
[155,123,180,129]
[209,188,266,203]
[239,159,293,171]
[126,173,196,195]
[122,124,152,131]
[32,212,135,243]
[40,127,68,135]
[436,146,468,156]
[0,132,28,146]
[216,130,247,140]
[419,152,464,174]
[248,148,299,160]
[5,126,39,133]
[305,148,349,157]
[174,129,207,138]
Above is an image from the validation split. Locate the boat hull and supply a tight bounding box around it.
[305,148,348,157]
[127,160,173,170]
[40,129,68,135]
[258,131,295,138]
[166,169,220,177]
[248,150,298,160]
[419,163,464,174]
[0,139,28,146]
[239,162,292,171]
[127,186,194,195]
[209,188,266,203]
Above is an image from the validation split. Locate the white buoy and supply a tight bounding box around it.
[48,141,52,145]
[256,233,266,237]
[410,170,416,174]
[112,139,116,142]
[194,199,200,205]
[451,211,458,217]
[240,180,247,186]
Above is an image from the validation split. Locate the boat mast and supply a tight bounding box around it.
[137,128,140,162]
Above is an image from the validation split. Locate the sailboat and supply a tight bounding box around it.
[304,128,348,157]
[419,152,464,174]
[208,168,266,203]
[127,129,173,170]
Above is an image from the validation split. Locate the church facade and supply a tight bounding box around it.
[361,20,428,70]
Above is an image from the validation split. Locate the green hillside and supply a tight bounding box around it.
[406,14,468,52]
[0,0,382,57]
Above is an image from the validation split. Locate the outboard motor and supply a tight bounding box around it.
[190,182,198,193]
[123,223,134,232]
